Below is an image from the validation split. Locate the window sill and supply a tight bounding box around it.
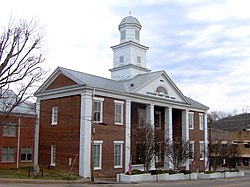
[115,123,123,125]
[3,135,16,138]
[50,164,56,167]
[21,160,32,163]
[51,123,57,126]
[1,161,15,163]
[94,167,102,170]
[114,166,123,169]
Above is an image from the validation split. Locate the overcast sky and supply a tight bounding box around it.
[1,0,250,114]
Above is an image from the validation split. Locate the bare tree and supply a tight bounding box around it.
[208,141,224,171]
[0,18,46,125]
[221,143,241,171]
[133,123,164,172]
[164,138,190,172]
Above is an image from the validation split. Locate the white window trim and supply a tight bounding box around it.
[93,97,104,123]
[199,113,204,130]
[50,145,56,166]
[188,112,194,130]
[199,141,205,161]
[190,141,194,161]
[114,100,124,125]
[94,140,103,170]
[51,107,58,125]
[114,141,124,169]
[1,147,15,162]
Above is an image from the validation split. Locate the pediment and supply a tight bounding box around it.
[131,71,189,104]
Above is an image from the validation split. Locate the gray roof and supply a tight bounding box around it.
[213,113,250,131]
[119,16,141,30]
[57,67,208,111]
[0,89,35,116]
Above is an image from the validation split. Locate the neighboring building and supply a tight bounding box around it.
[34,15,209,178]
[211,113,250,168]
[0,89,36,169]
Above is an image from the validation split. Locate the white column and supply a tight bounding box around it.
[204,112,208,167]
[125,100,131,172]
[34,99,40,167]
[164,107,172,169]
[146,104,155,170]
[79,92,92,178]
[182,109,189,170]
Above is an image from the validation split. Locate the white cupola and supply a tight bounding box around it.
[109,15,150,81]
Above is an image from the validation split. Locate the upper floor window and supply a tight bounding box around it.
[135,30,140,40]
[2,147,15,162]
[94,140,103,170]
[51,107,58,125]
[155,111,161,128]
[3,122,16,136]
[199,113,204,130]
[188,112,194,129]
[114,100,124,125]
[121,30,126,40]
[114,141,123,168]
[137,109,146,128]
[21,147,32,162]
[93,97,104,123]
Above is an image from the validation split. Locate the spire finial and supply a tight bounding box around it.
[129,10,131,15]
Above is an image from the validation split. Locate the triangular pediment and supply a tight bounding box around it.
[128,71,189,104]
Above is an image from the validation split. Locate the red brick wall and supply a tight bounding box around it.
[93,96,126,177]
[189,111,205,171]
[46,73,77,90]
[39,95,81,174]
[0,114,35,169]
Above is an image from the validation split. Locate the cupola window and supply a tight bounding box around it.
[135,30,140,40]
[156,86,168,96]
[119,56,124,64]
[121,30,126,40]
[137,56,141,65]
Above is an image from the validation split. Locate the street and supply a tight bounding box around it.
[1,176,250,187]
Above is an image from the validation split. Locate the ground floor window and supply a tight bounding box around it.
[2,147,15,162]
[200,141,205,160]
[94,140,103,170]
[50,145,56,166]
[21,147,32,162]
[114,141,123,168]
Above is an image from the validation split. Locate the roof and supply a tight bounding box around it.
[119,16,141,30]
[0,89,35,116]
[37,67,208,111]
[213,113,250,131]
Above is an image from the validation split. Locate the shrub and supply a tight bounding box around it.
[126,169,143,175]
[204,171,215,174]
[179,170,192,174]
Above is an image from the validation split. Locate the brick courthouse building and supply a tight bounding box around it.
[34,16,209,178]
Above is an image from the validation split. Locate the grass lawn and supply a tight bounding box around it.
[0,167,82,180]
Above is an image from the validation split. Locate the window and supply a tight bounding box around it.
[137,56,141,65]
[3,123,16,136]
[188,112,194,129]
[121,30,126,40]
[155,111,161,128]
[119,56,124,64]
[189,141,194,160]
[50,145,56,166]
[137,109,146,128]
[199,141,205,160]
[94,141,103,170]
[2,147,15,162]
[156,86,168,96]
[93,98,104,123]
[135,30,140,40]
[51,107,58,125]
[155,142,161,163]
[114,141,123,168]
[114,100,124,125]
[21,147,32,162]
[244,143,250,148]
[199,113,204,130]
